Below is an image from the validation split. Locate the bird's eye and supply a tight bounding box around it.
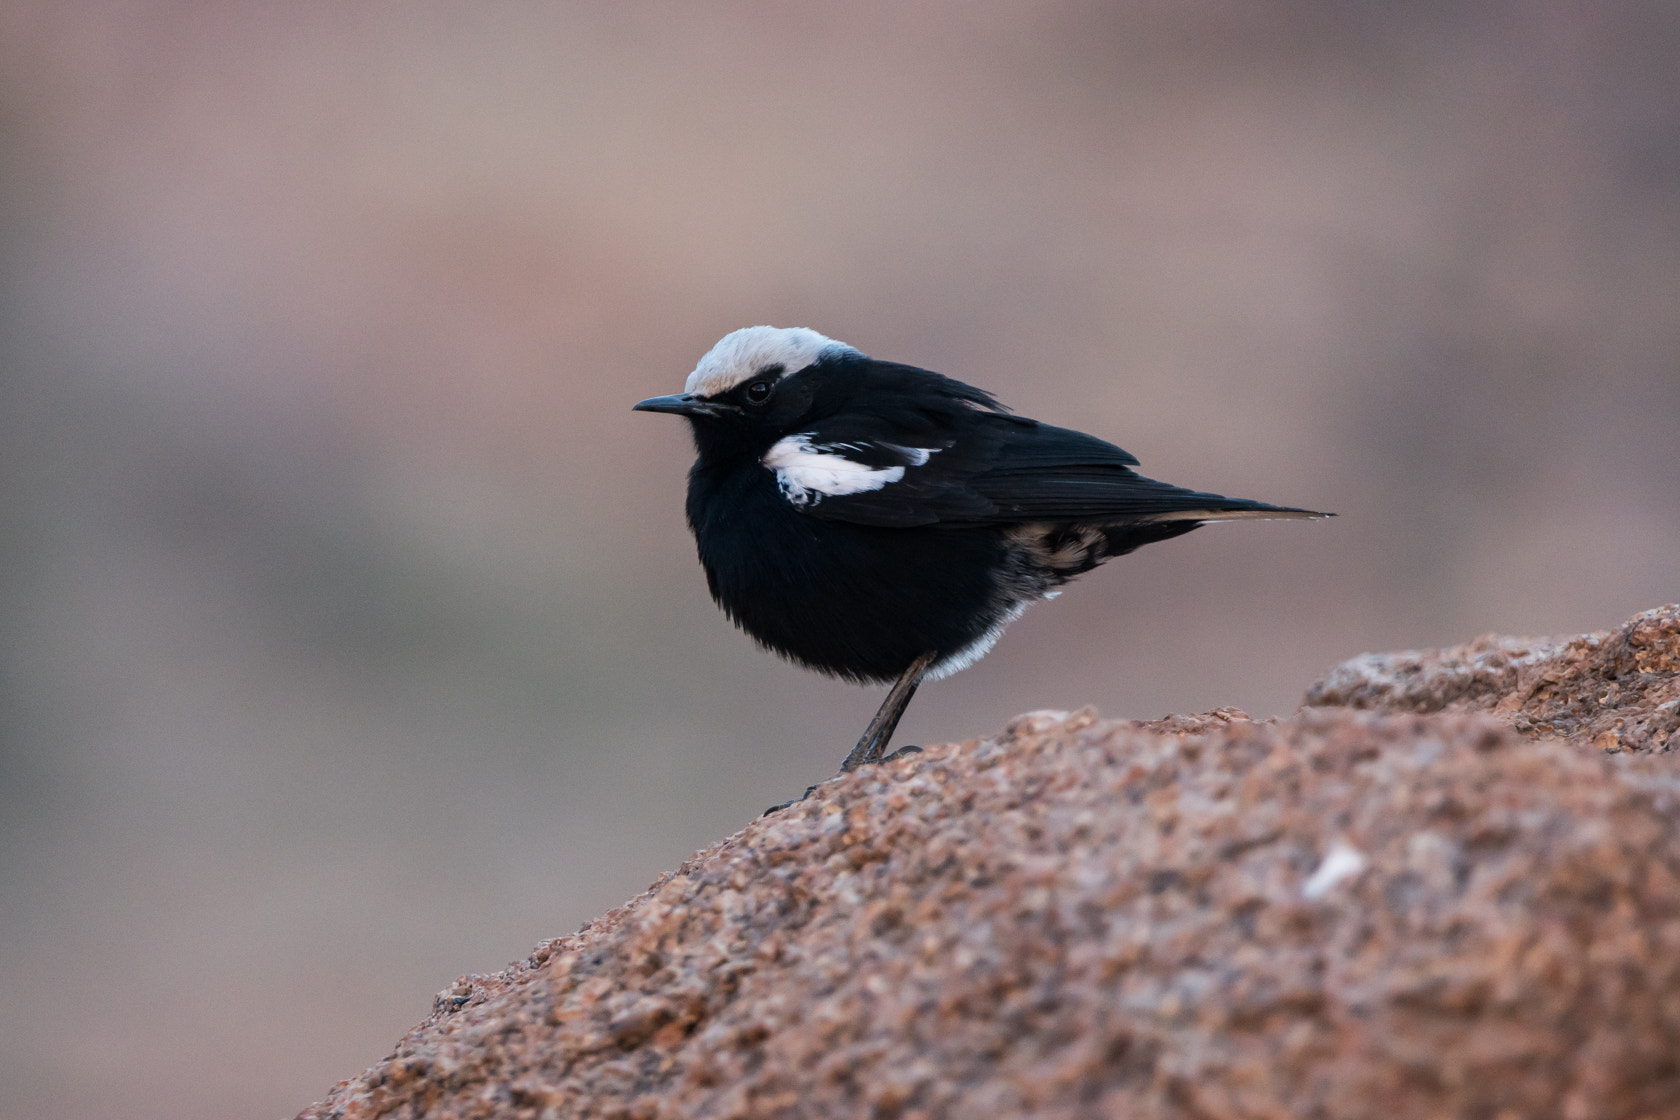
[744,379,773,403]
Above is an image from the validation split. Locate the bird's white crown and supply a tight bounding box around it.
[685,326,852,399]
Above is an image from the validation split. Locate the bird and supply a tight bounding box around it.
[634,326,1330,798]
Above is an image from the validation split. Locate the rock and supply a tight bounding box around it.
[299,609,1680,1119]
[1305,603,1680,754]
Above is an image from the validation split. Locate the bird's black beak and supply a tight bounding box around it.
[632,393,733,418]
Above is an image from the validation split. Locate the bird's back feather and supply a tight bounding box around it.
[790,405,1325,529]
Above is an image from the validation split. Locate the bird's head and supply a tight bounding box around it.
[633,326,856,458]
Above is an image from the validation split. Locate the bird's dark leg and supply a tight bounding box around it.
[840,651,937,772]
[763,651,938,815]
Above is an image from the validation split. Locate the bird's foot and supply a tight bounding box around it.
[763,745,925,816]
[762,784,821,817]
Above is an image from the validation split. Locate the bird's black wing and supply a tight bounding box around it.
[781,408,1316,529]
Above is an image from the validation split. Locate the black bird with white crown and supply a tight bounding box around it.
[635,326,1329,799]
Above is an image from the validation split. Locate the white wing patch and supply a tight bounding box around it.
[763,435,939,509]
[685,326,853,399]
[884,443,935,466]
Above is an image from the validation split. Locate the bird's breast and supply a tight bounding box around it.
[682,459,1013,682]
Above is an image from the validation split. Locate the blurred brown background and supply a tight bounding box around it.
[0,3,1675,1118]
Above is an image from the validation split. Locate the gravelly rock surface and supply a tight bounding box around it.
[299,609,1680,1120]
[1305,603,1680,753]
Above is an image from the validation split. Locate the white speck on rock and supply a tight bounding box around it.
[1302,841,1369,900]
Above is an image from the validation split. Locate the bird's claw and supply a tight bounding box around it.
[762,745,923,816]
[762,784,822,816]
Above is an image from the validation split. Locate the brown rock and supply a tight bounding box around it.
[300,610,1680,1119]
[1305,603,1680,754]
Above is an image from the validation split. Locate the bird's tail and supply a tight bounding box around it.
[1131,504,1332,524]
[1086,494,1332,564]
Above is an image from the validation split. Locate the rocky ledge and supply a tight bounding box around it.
[300,606,1680,1119]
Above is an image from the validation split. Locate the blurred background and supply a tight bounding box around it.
[1,2,1676,1117]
